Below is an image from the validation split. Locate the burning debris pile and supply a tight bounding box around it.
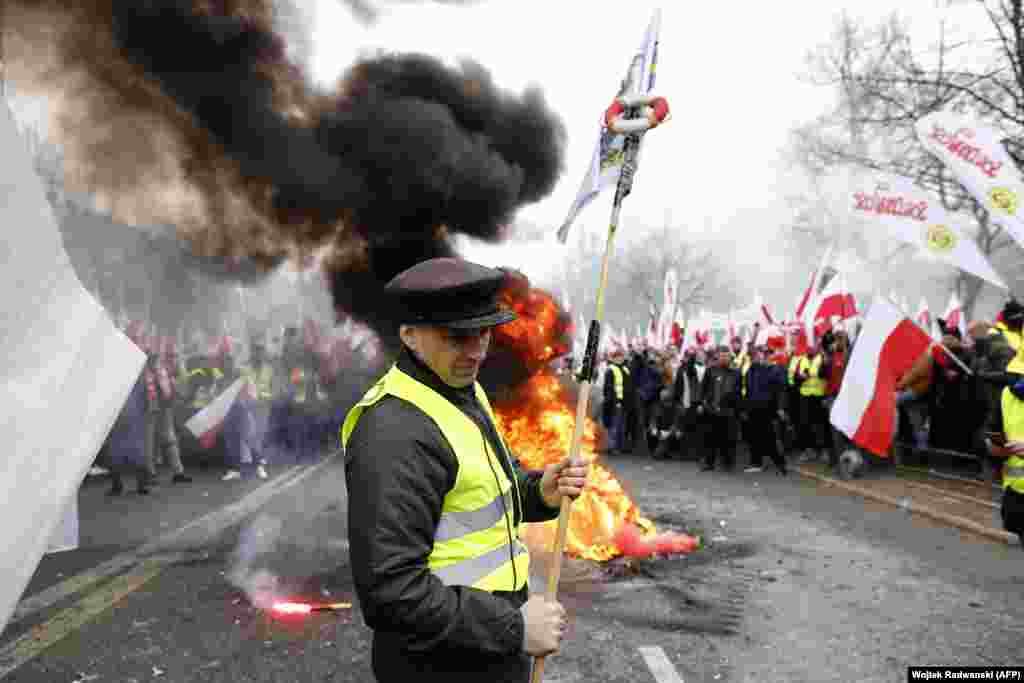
[487,273,698,562]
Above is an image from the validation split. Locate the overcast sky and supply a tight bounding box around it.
[5,0,991,313]
[308,0,987,303]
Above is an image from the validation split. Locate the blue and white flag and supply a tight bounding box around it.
[556,9,661,244]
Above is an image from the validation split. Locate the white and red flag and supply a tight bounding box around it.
[915,297,931,330]
[185,378,245,448]
[811,271,858,335]
[941,290,967,339]
[757,292,776,325]
[801,245,836,345]
[830,299,934,456]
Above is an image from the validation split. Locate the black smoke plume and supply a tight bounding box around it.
[4,0,566,345]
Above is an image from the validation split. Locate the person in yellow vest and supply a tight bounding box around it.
[992,300,1024,359]
[795,341,831,463]
[602,348,631,454]
[985,376,1024,544]
[342,258,588,682]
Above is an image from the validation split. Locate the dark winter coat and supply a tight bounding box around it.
[632,356,663,403]
[700,366,741,418]
[344,348,559,683]
[745,362,786,411]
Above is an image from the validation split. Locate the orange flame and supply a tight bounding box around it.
[492,278,696,562]
[494,373,655,562]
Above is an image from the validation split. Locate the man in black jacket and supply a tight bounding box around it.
[699,346,741,472]
[343,258,589,683]
[742,347,788,474]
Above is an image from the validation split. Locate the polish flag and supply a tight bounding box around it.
[915,297,931,330]
[830,299,934,456]
[812,274,858,334]
[794,268,818,320]
[185,378,245,448]
[942,291,966,338]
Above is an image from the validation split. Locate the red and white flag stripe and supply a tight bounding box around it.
[185,378,245,444]
[830,299,933,457]
[942,290,966,339]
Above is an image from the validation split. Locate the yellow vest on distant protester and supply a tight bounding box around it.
[1000,387,1024,495]
[609,364,629,401]
[799,355,827,397]
[787,355,805,387]
[341,365,529,593]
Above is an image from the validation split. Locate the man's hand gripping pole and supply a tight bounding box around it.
[531,93,670,683]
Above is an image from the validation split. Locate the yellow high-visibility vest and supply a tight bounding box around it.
[1000,388,1024,495]
[342,365,529,593]
[243,365,273,401]
[188,367,223,409]
[799,355,827,397]
[787,355,805,387]
[738,355,752,398]
[609,364,629,401]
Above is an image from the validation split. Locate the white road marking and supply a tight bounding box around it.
[639,646,685,683]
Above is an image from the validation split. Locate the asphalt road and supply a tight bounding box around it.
[4,451,1023,683]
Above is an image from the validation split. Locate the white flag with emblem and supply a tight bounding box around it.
[916,111,1024,252]
[849,173,1007,289]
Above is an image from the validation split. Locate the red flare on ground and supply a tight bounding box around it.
[271,602,312,615]
[270,601,352,615]
[612,524,700,559]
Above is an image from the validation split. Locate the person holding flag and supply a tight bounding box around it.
[342,258,588,681]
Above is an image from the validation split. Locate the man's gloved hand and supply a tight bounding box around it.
[520,595,566,656]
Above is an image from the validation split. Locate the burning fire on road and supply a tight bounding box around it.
[489,272,699,563]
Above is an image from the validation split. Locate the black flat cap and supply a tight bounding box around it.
[386,257,518,329]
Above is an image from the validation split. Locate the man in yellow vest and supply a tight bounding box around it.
[985,375,1024,544]
[795,341,831,463]
[602,348,631,454]
[342,257,589,682]
[992,300,1024,358]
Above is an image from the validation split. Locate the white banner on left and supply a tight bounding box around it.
[0,107,145,634]
[46,496,79,554]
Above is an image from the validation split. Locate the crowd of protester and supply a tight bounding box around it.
[597,299,1024,487]
[94,319,378,495]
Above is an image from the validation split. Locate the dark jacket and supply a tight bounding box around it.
[632,355,663,403]
[700,366,741,418]
[745,362,786,410]
[671,360,703,407]
[344,348,559,682]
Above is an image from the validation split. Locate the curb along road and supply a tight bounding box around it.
[795,465,1015,546]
